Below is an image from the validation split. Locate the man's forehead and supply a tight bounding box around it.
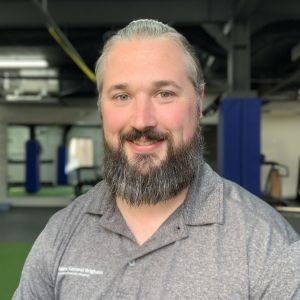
[100,37,194,94]
[104,38,188,76]
[107,37,184,59]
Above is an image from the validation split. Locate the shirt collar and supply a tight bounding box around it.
[86,162,224,226]
[182,163,224,226]
[86,180,113,215]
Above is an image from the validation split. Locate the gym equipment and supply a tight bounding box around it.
[261,157,289,206]
[218,97,261,197]
[57,145,68,185]
[25,139,40,193]
[70,166,102,196]
[1,104,99,207]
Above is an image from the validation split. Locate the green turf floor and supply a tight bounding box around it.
[8,186,75,197]
[0,243,31,300]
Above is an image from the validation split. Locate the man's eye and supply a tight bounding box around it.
[115,94,129,101]
[159,91,172,98]
[156,91,176,103]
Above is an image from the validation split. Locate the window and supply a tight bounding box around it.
[67,138,94,172]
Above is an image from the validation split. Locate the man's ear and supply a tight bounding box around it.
[97,97,103,120]
[198,88,204,118]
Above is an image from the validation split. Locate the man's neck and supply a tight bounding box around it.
[116,187,189,246]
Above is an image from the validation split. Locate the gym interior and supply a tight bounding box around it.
[1,0,300,298]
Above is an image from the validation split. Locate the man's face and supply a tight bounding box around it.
[100,38,202,172]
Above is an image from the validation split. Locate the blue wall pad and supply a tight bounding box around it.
[218,97,261,197]
[57,146,68,185]
[25,140,40,193]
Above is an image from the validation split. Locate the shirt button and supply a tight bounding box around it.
[129,260,136,267]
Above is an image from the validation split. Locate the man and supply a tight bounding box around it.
[14,19,300,299]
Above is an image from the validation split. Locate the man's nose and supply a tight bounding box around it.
[130,97,158,130]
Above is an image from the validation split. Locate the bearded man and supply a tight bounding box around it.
[14,19,300,299]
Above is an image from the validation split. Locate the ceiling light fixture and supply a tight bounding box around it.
[0,58,48,69]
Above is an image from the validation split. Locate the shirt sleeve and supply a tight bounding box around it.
[12,228,55,300]
[253,240,300,300]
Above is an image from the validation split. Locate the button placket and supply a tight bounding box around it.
[128,260,136,267]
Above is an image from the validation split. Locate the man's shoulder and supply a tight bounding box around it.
[187,163,298,242]
[222,178,299,242]
[222,178,284,222]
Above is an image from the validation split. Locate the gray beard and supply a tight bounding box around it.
[103,124,204,206]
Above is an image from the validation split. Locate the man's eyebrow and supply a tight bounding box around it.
[152,80,181,90]
[106,80,181,94]
[107,83,129,94]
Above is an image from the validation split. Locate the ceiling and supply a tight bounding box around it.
[0,0,299,104]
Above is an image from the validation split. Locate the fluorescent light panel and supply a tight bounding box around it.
[0,58,48,68]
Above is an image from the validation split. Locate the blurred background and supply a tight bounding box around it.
[0,0,300,298]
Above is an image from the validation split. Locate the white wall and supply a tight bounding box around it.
[7,126,29,183]
[36,126,63,183]
[261,108,300,199]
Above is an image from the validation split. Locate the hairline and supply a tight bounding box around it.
[100,38,198,88]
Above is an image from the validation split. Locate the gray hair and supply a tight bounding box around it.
[95,19,205,97]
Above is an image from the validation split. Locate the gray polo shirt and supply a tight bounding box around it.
[13,163,300,299]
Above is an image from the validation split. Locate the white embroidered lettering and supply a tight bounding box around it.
[58,266,104,278]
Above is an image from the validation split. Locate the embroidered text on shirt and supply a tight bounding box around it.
[58,266,104,277]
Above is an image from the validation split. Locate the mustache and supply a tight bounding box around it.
[120,128,169,143]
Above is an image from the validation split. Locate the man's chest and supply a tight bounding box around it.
[53,217,249,299]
